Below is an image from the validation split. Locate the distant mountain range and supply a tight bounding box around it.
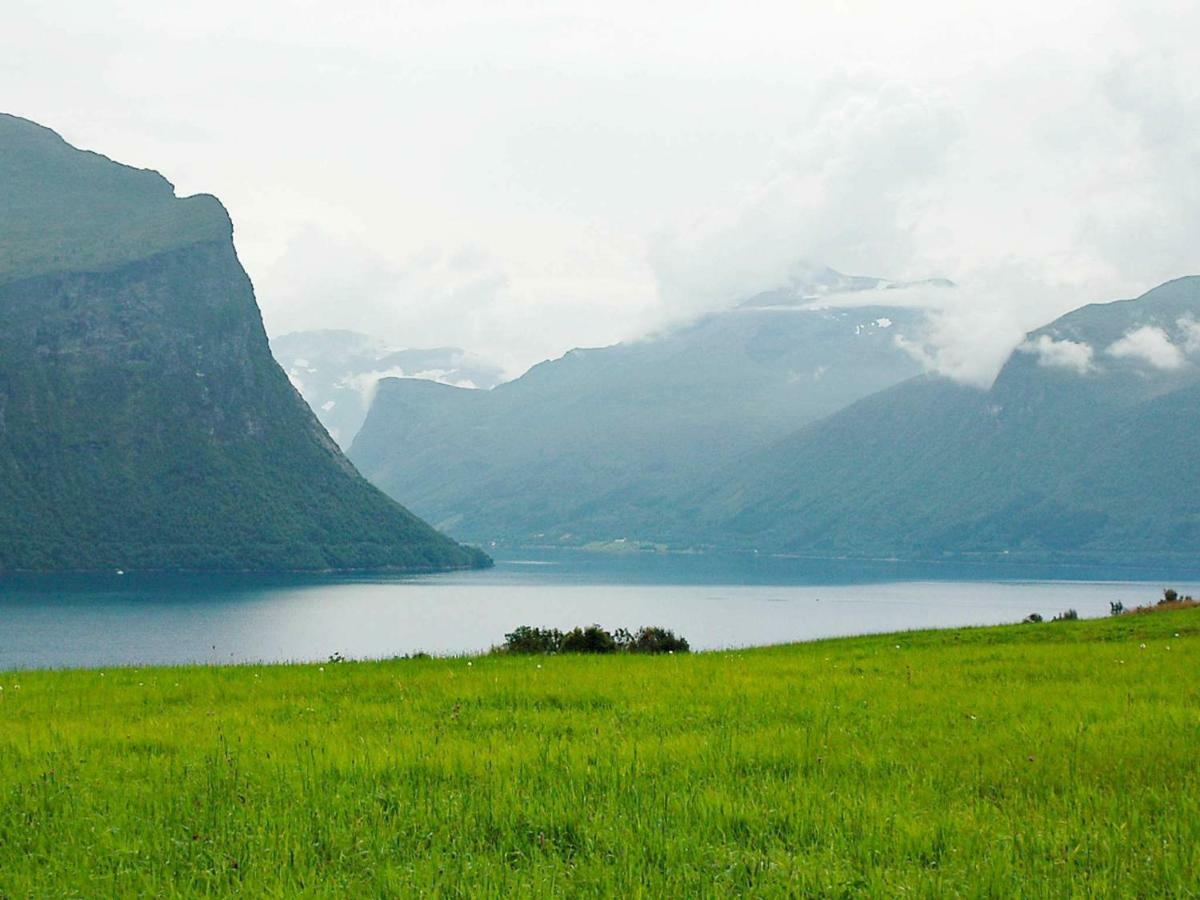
[7,112,1194,570]
[350,271,1200,563]
[270,330,504,447]
[349,282,939,541]
[0,113,488,573]
[694,276,1200,560]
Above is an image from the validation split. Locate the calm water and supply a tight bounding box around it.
[1,549,1196,670]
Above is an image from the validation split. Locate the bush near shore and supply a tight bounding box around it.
[500,624,689,655]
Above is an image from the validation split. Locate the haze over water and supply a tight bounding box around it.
[3,550,1196,670]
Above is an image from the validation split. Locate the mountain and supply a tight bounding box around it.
[694,276,1200,560]
[349,282,943,543]
[0,113,488,572]
[270,330,504,447]
[735,265,955,309]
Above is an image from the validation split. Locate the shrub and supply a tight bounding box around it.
[561,625,618,654]
[1022,613,1043,624]
[503,626,563,654]
[500,624,691,655]
[1052,609,1079,622]
[613,628,635,651]
[1161,589,1179,605]
[1109,601,1124,616]
[632,626,690,654]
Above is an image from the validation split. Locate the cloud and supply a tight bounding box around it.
[255,226,662,378]
[256,228,538,372]
[18,1,1197,384]
[249,35,1197,388]
[641,42,1200,390]
[893,302,1030,388]
[1019,335,1096,374]
[258,227,508,343]
[1077,50,1200,286]
[1178,316,1200,354]
[647,78,963,321]
[843,263,1083,387]
[1106,325,1187,370]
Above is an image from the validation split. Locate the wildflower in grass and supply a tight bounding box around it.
[1139,643,1146,649]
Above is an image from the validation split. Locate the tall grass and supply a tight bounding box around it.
[0,609,1197,895]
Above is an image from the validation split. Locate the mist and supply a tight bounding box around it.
[6,0,1198,383]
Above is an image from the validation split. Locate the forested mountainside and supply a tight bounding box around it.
[0,113,488,572]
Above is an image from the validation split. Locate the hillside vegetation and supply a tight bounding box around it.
[350,274,1200,564]
[699,276,1200,559]
[349,292,930,541]
[0,113,487,573]
[0,608,1196,895]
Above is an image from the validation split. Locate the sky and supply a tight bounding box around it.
[5,0,1198,383]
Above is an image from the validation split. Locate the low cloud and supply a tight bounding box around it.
[647,78,962,323]
[645,31,1200,391]
[1107,326,1187,370]
[1019,335,1096,374]
[256,226,660,378]
[893,306,1028,388]
[335,365,479,410]
[1178,316,1200,354]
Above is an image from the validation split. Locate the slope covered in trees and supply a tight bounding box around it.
[0,114,488,572]
[350,293,933,542]
[694,277,1200,561]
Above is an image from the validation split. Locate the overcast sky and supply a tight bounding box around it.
[5,0,1198,381]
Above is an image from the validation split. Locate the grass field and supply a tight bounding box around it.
[1,608,1197,896]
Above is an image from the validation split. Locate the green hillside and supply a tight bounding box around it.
[0,607,1196,894]
[0,114,488,572]
[697,277,1200,559]
[0,114,228,287]
[349,295,931,543]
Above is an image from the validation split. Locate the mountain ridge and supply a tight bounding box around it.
[270,330,504,447]
[0,113,488,573]
[688,276,1200,559]
[349,288,934,542]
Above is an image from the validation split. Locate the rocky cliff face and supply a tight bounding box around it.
[0,113,488,572]
[270,330,506,447]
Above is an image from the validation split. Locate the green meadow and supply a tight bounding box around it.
[1,609,1197,897]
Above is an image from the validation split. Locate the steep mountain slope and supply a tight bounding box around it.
[698,277,1200,559]
[0,114,487,572]
[270,330,503,447]
[350,290,938,542]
